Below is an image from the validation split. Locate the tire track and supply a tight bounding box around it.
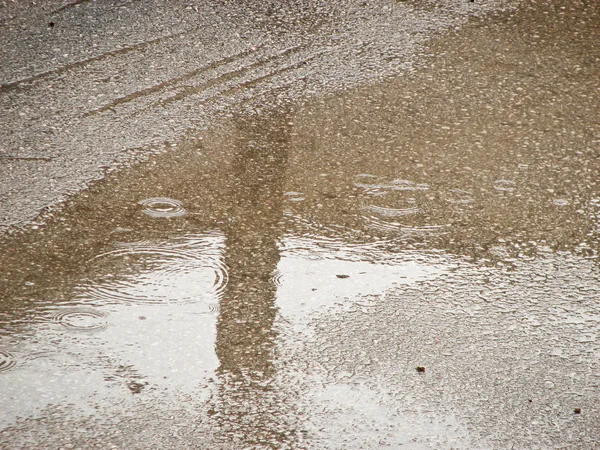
[98,43,327,118]
[215,50,324,100]
[83,45,269,117]
[50,0,93,15]
[157,44,312,108]
[0,31,188,93]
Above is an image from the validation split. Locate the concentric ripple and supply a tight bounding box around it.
[494,180,516,192]
[0,351,17,373]
[50,309,108,331]
[206,303,220,314]
[363,216,405,234]
[447,188,474,205]
[354,177,429,195]
[271,269,284,287]
[285,191,306,202]
[281,233,399,264]
[81,234,228,305]
[139,197,187,218]
[363,205,422,217]
[364,216,447,237]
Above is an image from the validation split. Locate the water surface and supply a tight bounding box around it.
[1,2,600,448]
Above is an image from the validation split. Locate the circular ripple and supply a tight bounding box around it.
[447,188,474,205]
[363,215,447,237]
[271,270,284,287]
[206,303,220,314]
[51,309,108,331]
[285,191,306,202]
[0,351,17,373]
[363,205,422,217]
[354,177,429,196]
[83,239,228,305]
[494,180,516,192]
[139,197,186,218]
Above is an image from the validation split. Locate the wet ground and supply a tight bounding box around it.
[0,0,519,233]
[1,0,600,449]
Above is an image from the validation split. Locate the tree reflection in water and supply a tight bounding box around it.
[211,110,300,448]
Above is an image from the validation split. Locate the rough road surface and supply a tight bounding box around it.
[1,0,519,234]
[1,0,599,449]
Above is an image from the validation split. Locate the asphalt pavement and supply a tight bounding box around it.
[1,0,599,449]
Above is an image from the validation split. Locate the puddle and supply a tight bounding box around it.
[49,308,109,332]
[1,3,600,448]
[138,197,187,218]
[0,351,17,373]
[275,233,448,330]
[81,233,227,305]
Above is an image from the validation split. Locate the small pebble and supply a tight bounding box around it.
[416,366,426,373]
[574,408,581,414]
[336,274,350,279]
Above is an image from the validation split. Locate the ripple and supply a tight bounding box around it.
[354,175,430,196]
[271,269,284,287]
[363,216,447,237]
[494,180,516,192]
[50,309,108,331]
[81,235,228,305]
[280,233,405,265]
[363,205,422,217]
[447,188,474,205]
[285,191,306,202]
[0,351,17,373]
[206,303,220,314]
[139,197,187,218]
[390,179,430,190]
[364,215,404,234]
[183,302,220,315]
[400,225,448,236]
[354,179,429,194]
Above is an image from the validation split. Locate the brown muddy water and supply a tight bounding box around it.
[1,1,600,449]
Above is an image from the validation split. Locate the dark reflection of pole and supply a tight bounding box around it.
[211,110,299,448]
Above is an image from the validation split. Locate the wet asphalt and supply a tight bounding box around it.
[0,0,518,234]
[1,0,599,449]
